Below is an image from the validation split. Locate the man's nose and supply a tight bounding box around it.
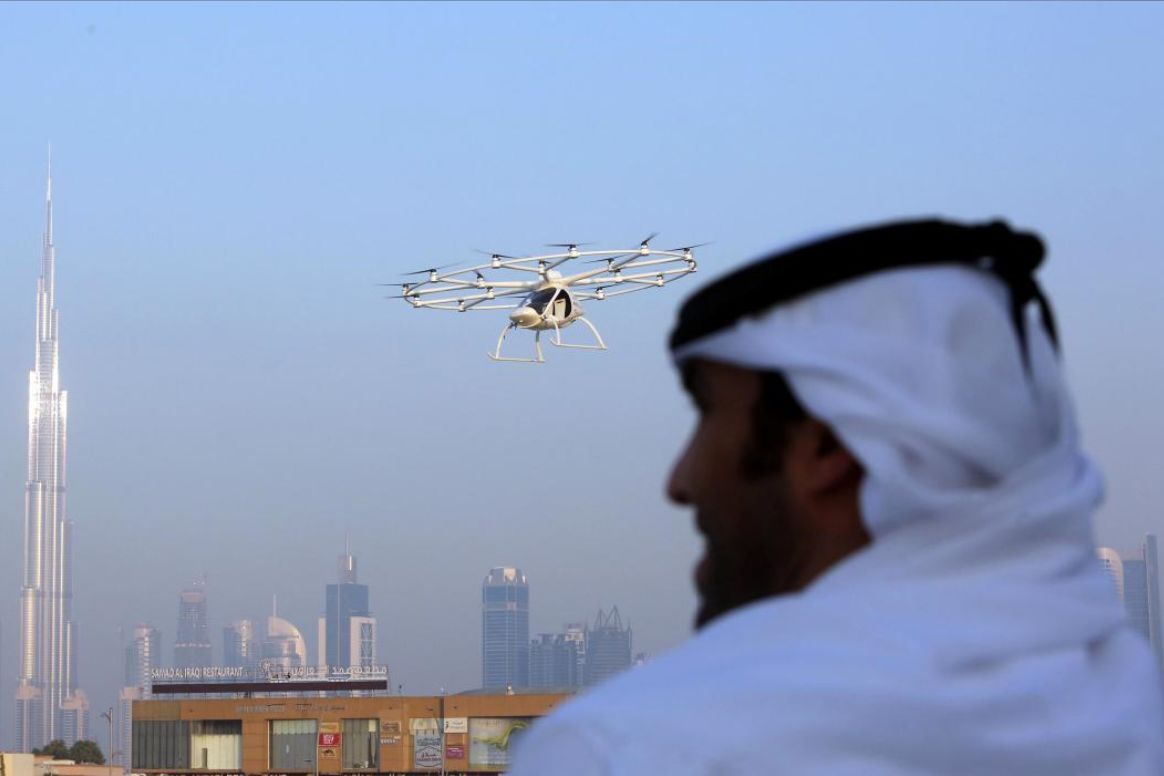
[666,446,692,506]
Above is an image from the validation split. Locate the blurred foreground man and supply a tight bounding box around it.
[509,220,1164,774]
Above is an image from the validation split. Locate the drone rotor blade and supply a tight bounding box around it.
[582,253,633,264]
[545,242,595,248]
[402,262,459,276]
[639,232,659,246]
[667,241,713,252]
[474,249,523,259]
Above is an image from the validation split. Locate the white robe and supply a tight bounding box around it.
[510,266,1164,774]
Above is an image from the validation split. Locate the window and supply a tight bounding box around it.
[270,719,317,771]
[132,720,190,770]
[191,720,242,770]
[341,719,378,771]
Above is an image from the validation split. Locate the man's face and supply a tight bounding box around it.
[667,360,810,629]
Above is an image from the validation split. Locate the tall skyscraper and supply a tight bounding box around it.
[223,619,257,670]
[317,544,376,670]
[124,625,162,691]
[15,159,87,750]
[262,611,308,673]
[174,580,213,668]
[119,624,160,766]
[529,633,581,689]
[584,607,632,687]
[1097,535,1163,668]
[482,567,529,690]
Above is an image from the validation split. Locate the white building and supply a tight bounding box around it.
[1097,534,1163,669]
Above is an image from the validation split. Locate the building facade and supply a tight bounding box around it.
[125,625,162,692]
[118,624,162,765]
[174,581,213,669]
[318,547,376,670]
[529,633,581,690]
[15,162,87,750]
[481,568,529,690]
[132,691,567,775]
[172,581,214,670]
[262,615,308,672]
[584,607,632,688]
[224,619,258,671]
[1097,535,1163,669]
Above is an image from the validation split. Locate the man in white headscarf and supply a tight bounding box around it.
[508,219,1164,774]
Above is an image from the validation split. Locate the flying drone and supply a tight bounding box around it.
[387,234,705,362]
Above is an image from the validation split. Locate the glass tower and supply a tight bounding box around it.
[223,619,257,670]
[320,546,376,670]
[174,580,213,668]
[584,607,632,687]
[15,159,86,749]
[481,567,529,690]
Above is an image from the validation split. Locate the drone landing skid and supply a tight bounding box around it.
[488,324,545,363]
[549,316,607,351]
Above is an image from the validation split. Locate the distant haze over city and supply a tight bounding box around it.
[1,2,1162,751]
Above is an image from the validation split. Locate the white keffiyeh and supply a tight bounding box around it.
[510,266,1164,775]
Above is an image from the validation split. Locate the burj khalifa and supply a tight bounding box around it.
[14,159,87,750]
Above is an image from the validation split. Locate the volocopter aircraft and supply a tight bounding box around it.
[387,234,705,362]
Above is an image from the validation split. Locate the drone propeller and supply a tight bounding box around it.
[667,241,713,252]
[583,253,633,265]
[402,262,458,277]
[639,232,659,247]
[473,249,523,259]
[545,242,594,248]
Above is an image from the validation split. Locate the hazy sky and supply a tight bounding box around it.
[1,1,1162,748]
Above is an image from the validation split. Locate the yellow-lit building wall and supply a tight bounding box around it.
[133,693,569,775]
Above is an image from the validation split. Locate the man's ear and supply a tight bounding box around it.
[789,419,862,497]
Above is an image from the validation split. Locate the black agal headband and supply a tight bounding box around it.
[669,218,1057,366]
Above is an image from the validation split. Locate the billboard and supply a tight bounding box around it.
[468,718,533,771]
[413,730,442,771]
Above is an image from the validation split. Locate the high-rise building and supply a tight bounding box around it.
[124,625,162,691]
[223,619,257,670]
[118,625,160,766]
[15,159,87,750]
[262,615,308,673]
[317,545,376,670]
[584,607,632,687]
[117,687,141,767]
[174,580,213,668]
[529,633,581,689]
[1145,535,1163,670]
[1097,535,1163,669]
[482,567,529,690]
[58,691,89,745]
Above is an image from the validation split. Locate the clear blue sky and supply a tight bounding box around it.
[1,1,1162,744]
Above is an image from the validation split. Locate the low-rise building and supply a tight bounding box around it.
[132,691,569,775]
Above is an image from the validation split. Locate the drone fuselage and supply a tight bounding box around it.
[510,285,583,330]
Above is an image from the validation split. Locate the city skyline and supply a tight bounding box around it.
[14,159,86,750]
[2,2,1162,753]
